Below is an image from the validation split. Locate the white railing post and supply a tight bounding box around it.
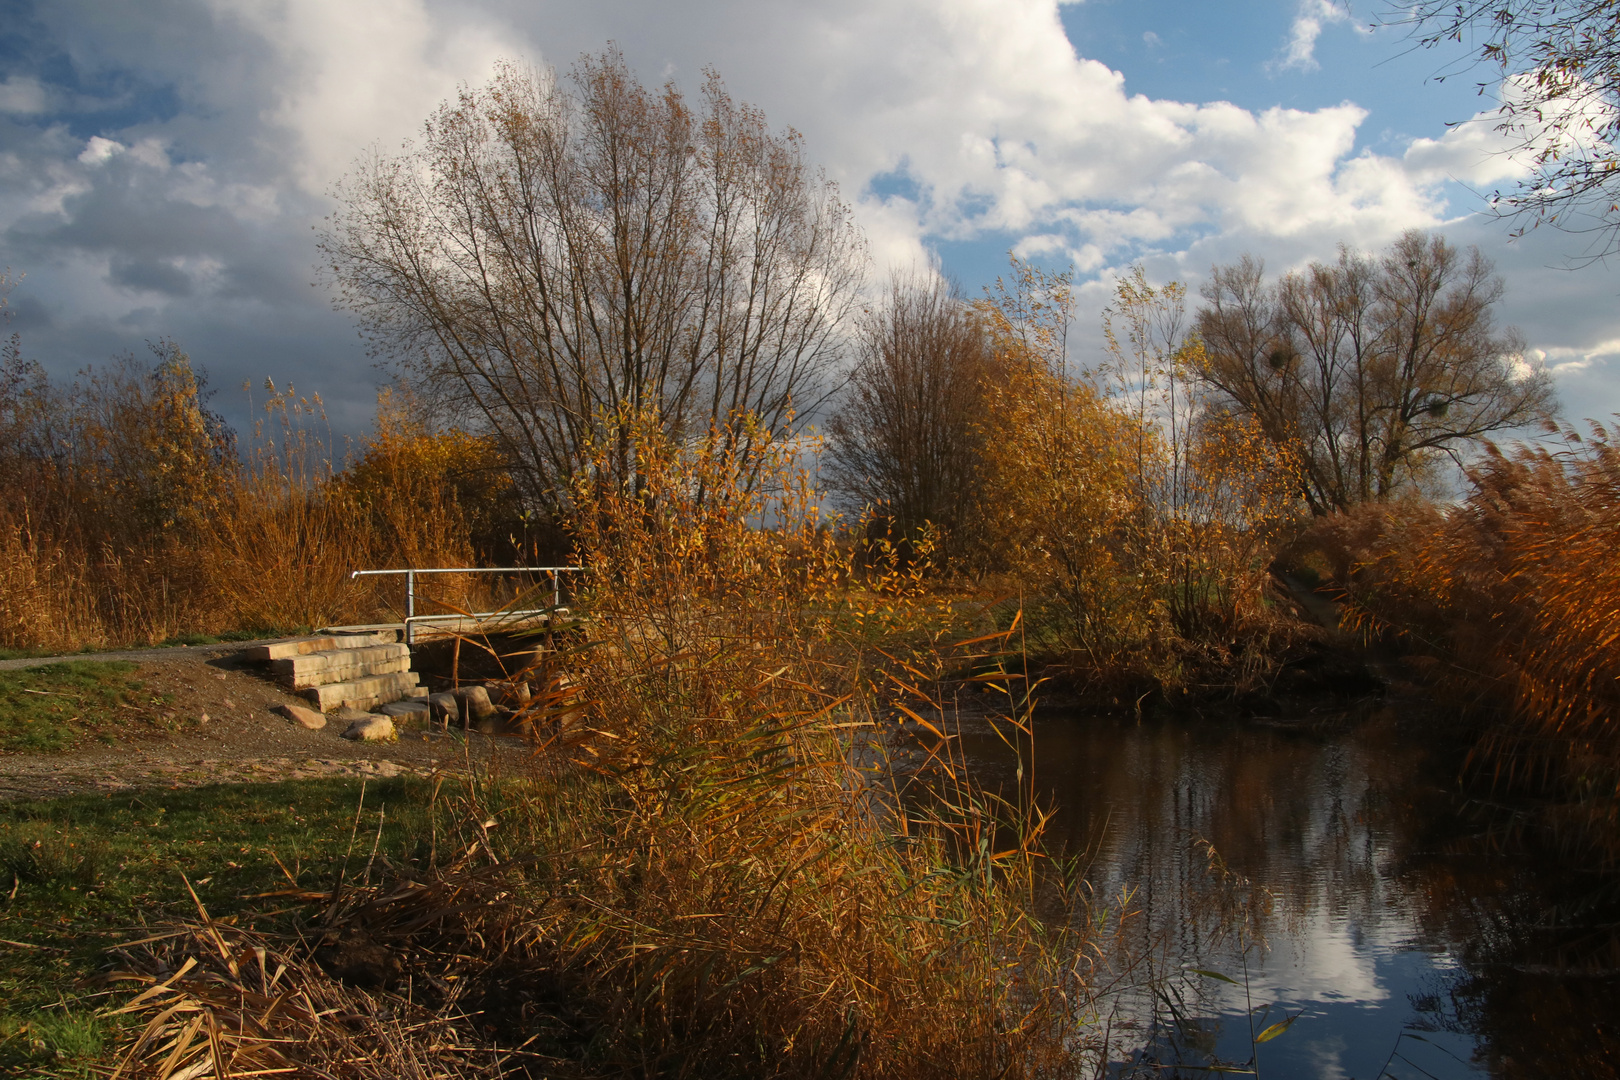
[348,565,581,646]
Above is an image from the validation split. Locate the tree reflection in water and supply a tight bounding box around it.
[941,708,1620,1078]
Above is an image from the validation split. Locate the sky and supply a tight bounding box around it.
[2,0,1617,442]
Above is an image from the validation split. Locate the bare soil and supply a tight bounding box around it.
[0,642,523,801]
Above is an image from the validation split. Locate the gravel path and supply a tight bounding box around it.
[0,643,525,801]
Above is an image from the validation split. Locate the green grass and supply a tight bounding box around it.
[0,627,297,662]
[0,777,436,1076]
[0,662,177,754]
[0,646,103,663]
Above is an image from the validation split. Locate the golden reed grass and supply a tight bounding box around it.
[103,411,1115,1079]
[0,351,486,651]
[1319,421,1620,855]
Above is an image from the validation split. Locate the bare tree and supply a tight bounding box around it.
[321,51,865,512]
[1196,230,1557,514]
[1391,0,1620,260]
[823,275,993,553]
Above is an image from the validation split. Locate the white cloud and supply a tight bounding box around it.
[1271,0,1350,74]
[78,137,126,166]
[4,0,1619,430]
[215,0,521,195]
[1542,338,1620,376]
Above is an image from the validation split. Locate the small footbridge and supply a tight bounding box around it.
[236,565,580,713]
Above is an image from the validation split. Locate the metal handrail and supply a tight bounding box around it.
[351,565,582,643]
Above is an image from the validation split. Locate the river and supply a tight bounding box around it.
[946,707,1620,1079]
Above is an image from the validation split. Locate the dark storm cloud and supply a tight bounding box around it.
[107,256,192,296]
[9,160,245,264]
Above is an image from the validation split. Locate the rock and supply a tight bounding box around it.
[341,715,395,742]
[487,680,530,708]
[300,671,423,712]
[454,685,498,733]
[274,703,328,730]
[378,699,431,730]
[454,685,496,721]
[427,692,460,724]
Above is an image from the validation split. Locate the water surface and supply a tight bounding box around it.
[950,709,1620,1079]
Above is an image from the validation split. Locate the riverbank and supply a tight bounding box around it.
[9,680,1616,1080]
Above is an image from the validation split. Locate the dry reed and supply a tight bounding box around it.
[0,349,489,650]
[104,410,1113,1078]
[1321,421,1620,855]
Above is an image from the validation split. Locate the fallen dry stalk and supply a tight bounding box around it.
[102,866,531,1080]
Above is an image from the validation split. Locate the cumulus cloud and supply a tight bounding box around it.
[0,0,1616,433]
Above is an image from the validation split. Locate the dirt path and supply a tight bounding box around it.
[0,641,269,672]
[0,643,523,802]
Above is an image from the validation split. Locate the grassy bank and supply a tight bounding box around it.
[5,719,1105,1078]
[3,417,1116,1079]
[0,661,173,753]
[0,777,434,1075]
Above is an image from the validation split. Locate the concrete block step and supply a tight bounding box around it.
[279,655,412,690]
[301,671,422,712]
[241,630,399,662]
[269,643,410,678]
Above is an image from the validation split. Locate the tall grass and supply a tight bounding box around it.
[105,411,1114,1077]
[0,347,486,649]
[1319,422,1620,855]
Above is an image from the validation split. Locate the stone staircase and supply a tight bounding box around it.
[239,630,428,712]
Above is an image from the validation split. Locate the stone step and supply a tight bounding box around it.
[269,643,411,680]
[279,655,413,690]
[301,671,422,712]
[241,630,399,662]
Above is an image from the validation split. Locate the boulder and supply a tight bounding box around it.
[487,680,531,708]
[341,714,396,742]
[274,703,327,730]
[427,692,460,724]
[378,699,432,730]
[454,685,497,723]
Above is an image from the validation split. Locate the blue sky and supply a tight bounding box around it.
[1,0,1616,441]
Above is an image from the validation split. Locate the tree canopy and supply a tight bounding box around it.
[823,275,991,553]
[322,51,866,513]
[1196,230,1557,514]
